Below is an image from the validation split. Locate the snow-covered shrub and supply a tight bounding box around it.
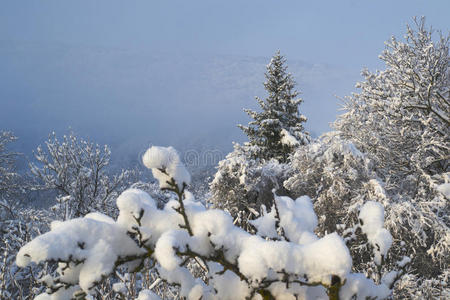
[283,133,407,286]
[17,145,400,300]
[284,132,380,236]
[0,208,51,299]
[0,131,25,218]
[381,171,449,296]
[209,143,289,231]
[30,132,137,219]
[0,131,51,299]
[393,271,450,299]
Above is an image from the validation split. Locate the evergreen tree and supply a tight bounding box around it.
[238,51,310,162]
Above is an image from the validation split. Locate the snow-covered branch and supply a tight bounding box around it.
[30,132,136,219]
[17,146,395,300]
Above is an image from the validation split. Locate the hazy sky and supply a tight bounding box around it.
[0,1,449,161]
[1,1,448,68]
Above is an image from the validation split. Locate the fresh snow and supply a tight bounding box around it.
[359,201,393,265]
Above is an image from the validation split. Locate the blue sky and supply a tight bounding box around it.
[1,1,448,68]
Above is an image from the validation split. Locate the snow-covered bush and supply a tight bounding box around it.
[0,130,49,299]
[283,133,411,288]
[30,132,137,219]
[381,171,449,296]
[0,131,24,218]
[284,132,379,236]
[17,145,400,300]
[209,143,289,231]
[0,208,51,299]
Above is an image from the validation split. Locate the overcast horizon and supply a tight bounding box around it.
[1,1,449,160]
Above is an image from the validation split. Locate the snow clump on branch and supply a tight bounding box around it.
[142,146,191,190]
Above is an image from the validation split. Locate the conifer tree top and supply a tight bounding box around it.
[239,51,309,162]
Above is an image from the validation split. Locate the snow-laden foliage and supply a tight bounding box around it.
[0,131,24,218]
[334,18,449,296]
[381,171,449,296]
[17,146,397,300]
[335,17,449,180]
[129,181,177,209]
[30,132,136,219]
[209,143,289,231]
[283,133,409,288]
[284,132,380,236]
[238,51,310,163]
[0,207,51,299]
[358,201,393,266]
[142,146,191,191]
[0,131,50,299]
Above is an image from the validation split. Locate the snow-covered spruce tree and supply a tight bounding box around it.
[17,145,402,300]
[210,52,309,226]
[238,51,310,162]
[334,18,449,297]
[30,132,136,219]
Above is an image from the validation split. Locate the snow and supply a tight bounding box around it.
[15,184,393,299]
[280,128,300,147]
[397,256,411,267]
[142,146,179,171]
[85,212,115,224]
[187,284,204,300]
[154,229,191,271]
[112,282,127,294]
[368,179,388,202]
[382,270,398,287]
[16,216,144,293]
[238,232,352,285]
[340,273,391,300]
[277,195,318,244]
[437,183,450,198]
[323,138,364,161]
[34,286,80,300]
[359,201,393,265]
[136,290,162,300]
[210,270,251,300]
[296,233,352,284]
[250,194,318,244]
[249,205,278,238]
[15,194,392,299]
[142,146,191,190]
[116,188,157,234]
